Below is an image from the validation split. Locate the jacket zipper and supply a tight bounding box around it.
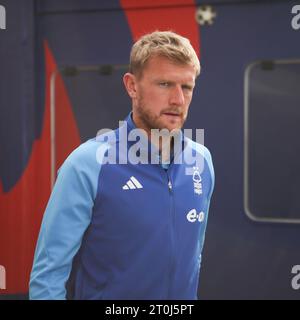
[166,171,175,299]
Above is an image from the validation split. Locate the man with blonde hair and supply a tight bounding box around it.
[30,31,214,300]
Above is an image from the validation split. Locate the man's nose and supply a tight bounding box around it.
[169,85,185,106]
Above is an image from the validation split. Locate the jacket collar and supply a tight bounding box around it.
[121,112,186,166]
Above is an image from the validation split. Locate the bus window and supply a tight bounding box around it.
[244,60,300,223]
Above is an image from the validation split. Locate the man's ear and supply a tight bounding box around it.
[123,73,138,98]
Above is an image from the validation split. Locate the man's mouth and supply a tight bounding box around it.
[162,112,181,118]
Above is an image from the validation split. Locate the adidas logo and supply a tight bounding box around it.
[122,176,143,190]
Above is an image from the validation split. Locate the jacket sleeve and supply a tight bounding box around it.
[29,141,101,300]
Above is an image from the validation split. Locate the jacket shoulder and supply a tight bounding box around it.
[63,138,110,170]
[185,138,213,166]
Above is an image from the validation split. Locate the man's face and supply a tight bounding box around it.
[130,55,196,134]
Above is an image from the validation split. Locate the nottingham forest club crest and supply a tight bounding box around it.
[192,167,202,195]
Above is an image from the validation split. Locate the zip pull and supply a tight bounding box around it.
[168,180,172,191]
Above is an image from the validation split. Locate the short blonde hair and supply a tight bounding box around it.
[129,31,201,78]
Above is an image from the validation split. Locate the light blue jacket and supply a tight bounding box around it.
[30,113,214,299]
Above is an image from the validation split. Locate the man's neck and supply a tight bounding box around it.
[131,112,174,159]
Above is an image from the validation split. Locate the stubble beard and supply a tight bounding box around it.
[135,98,187,135]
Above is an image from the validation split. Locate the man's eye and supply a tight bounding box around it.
[182,85,193,91]
[159,82,169,87]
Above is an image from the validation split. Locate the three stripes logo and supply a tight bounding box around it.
[123,176,143,190]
